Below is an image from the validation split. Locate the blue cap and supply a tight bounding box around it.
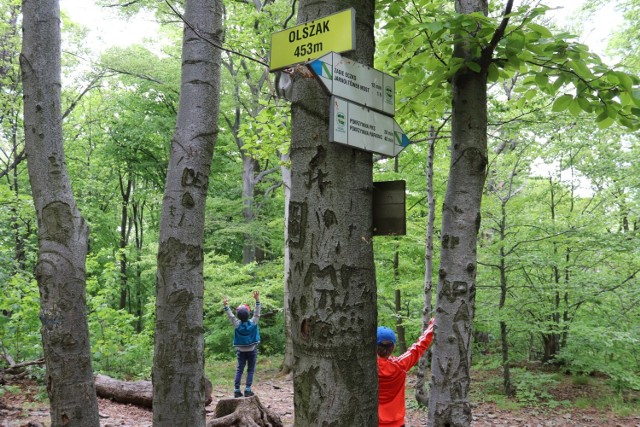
[377,326,396,345]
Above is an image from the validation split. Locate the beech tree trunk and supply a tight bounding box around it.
[287,0,378,424]
[427,0,492,425]
[152,0,223,425]
[20,1,99,425]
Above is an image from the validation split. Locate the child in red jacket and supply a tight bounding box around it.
[377,318,435,427]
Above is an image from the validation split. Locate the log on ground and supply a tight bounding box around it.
[94,374,212,407]
[207,395,283,427]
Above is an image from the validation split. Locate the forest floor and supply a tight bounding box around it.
[2,366,640,427]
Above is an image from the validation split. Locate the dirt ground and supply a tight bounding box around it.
[2,373,640,427]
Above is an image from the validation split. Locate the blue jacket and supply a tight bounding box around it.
[224,301,261,351]
[233,321,260,346]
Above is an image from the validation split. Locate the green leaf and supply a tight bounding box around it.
[487,62,499,82]
[535,73,549,87]
[569,59,594,79]
[597,115,615,129]
[577,96,593,113]
[568,98,582,116]
[632,89,640,107]
[388,2,402,17]
[526,22,553,38]
[552,94,573,112]
[466,61,481,73]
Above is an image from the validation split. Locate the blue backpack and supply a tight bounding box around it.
[233,320,260,346]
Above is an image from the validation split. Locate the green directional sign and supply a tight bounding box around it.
[329,96,410,157]
[309,52,395,116]
[269,8,355,71]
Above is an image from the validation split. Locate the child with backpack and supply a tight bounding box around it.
[223,291,261,398]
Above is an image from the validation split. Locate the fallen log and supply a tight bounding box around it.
[207,395,283,427]
[94,374,212,407]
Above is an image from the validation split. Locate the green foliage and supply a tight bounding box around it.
[204,254,285,359]
[556,319,640,392]
[88,279,154,379]
[511,368,561,406]
[377,0,640,132]
[0,274,41,362]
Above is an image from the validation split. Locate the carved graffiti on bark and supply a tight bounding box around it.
[41,202,73,244]
[304,168,330,192]
[442,234,459,249]
[181,167,208,189]
[303,146,331,192]
[181,192,195,208]
[441,280,469,303]
[323,210,337,227]
[292,264,370,349]
[289,201,308,248]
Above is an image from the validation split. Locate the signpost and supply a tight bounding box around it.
[329,96,410,157]
[269,10,410,235]
[269,8,356,71]
[309,52,395,116]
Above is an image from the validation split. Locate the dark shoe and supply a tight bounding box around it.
[244,390,254,397]
[234,391,243,398]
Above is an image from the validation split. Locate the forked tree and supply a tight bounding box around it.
[20,0,100,425]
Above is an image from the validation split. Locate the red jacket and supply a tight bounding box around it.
[377,321,434,427]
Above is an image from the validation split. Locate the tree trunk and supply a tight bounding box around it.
[280,154,294,375]
[287,0,377,424]
[499,246,514,397]
[427,0,492,424]
[242,155,259,264]
[20,1,100,425]
[415,126,437,406]
[394,249,407,353]
[132,199,145,332]
[152,0,222,425]
[392,153,407,353]
[119,175,132,310]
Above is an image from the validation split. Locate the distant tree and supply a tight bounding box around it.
[20,0,99,425]
[415,126,441,406]
[152,0,223,425]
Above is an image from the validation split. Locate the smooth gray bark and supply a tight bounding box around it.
[427,1,515,425]
[415,127,438,406]
[280,154,294,374]
[20,0,99,425]
[287,0,378,425]
[427,0,490,425]
[152,0,222,425]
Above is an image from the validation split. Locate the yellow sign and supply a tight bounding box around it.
[269,8,355,71]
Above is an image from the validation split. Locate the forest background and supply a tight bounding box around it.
[1,0,639,417]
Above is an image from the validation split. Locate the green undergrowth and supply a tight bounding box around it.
[470,361,640,417]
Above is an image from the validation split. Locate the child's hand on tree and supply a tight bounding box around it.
[253,290,260,301]
[223,297,228,307]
